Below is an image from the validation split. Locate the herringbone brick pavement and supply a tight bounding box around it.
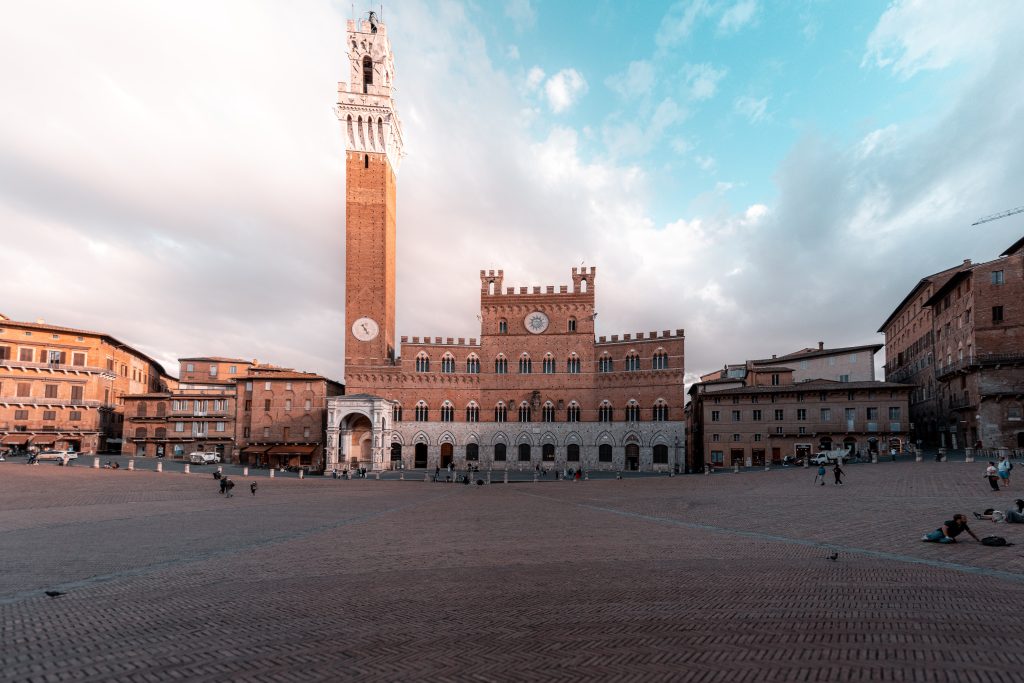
[1,461,1021,681]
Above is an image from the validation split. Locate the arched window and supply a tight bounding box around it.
[465,401,479,422]
[440,353,455,373]
[518,353,532,374]
[542,353,555,374]
[414,401,429,422]
[466,354,480,374]
[155,427,167,438]
[567,353,581,374]
[542,401,555,422]
[494,443,507,461]
[653,350,668,369]
[653,444,669,464]
[566,401,581,423]
[440,401,454,422]
[652,400,668,422]
[518,402,531,423]
[494,402,507,423]
[625,352,640,372]
[466,443,479,461]
[542,443,555,461]
[136,402,148,417]
[599,443,613,461]
[518,443,531,461]
[494,354,508,374]
[598,353,613,373]
[392,404,403,422]
[415,353,430,372]
[567,443,580,462]
[598,401,613,422]
[135,427,147,438]
[362,55,373,93]
[625,399,641,422]
[499,318,508,334]
[567,317,577,332]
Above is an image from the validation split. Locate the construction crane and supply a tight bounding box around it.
[971,205,1024,226]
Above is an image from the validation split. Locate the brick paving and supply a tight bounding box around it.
[1,461,1023,681]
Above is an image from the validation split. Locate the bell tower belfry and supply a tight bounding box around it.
[338,13,404,376]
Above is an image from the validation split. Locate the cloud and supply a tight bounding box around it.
[862,0,1018,78]
[506,44,520,60]
[504,0,536,32]
[683,62,727,100]
[656,0,710,49]
[693,155,716,171]
[544,68,588,113]
[605,60,655,99]
[525,66,545,90]
[718,0,758,33]
[734,95,769,123]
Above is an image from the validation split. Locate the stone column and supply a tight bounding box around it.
[325,426,340,473]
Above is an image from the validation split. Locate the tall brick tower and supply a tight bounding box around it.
[338,13,404,375]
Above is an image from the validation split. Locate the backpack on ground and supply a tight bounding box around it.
[981,535,1009,546]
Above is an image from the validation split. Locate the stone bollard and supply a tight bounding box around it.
[915,452,923,462]
[803,459,809,468]
[93,456,100,469]
[584,470,589,480]
[871,453,878,464]
[938,448,947,462]
[184,464,190,474]
[269,469,275,478]
[243,467,249,476]
[764,462,770,472]
[400,471,405,480]
[534,472,539,483]
[128,459,134,471]
[375,471,380,480]
[424,473,429,482]
[156,461,163,473]
[299,469,304,479]
[705,464,710,476]
[487,471,492,485]
[965,448,974,463]
[733,463,740,473]
[503,470,509,484]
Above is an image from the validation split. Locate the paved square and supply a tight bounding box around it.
[1,461,1022,681]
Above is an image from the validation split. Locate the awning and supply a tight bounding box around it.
[267,445,317,456]
[2,435,30,444]
[31,436,57,445]
[241,446,270,455]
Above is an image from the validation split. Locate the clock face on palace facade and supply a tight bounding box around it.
[351,317,380,341]
[524,311,550,334]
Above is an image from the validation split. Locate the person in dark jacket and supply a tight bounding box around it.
[921,514,981,543]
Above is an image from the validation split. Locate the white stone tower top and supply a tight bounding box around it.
[336,13,405,172]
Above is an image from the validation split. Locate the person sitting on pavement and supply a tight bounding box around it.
[921,514,981,544]
[977,500,1024,523]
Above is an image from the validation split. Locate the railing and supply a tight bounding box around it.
[0,359,115,376]
[936,352,1024,379]
[0,397,101,407]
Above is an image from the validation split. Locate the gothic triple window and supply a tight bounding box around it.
[542,401,555,423]
[625,400,641,422]
[518,402,531,423]
[598,401,613,422]
[519,354,532,374]
[466,354,480,374]
[466,402,479,423]
[542,354,555,374]
[566,401,581,422]
[440,354,455,373]
[495,355,508,374]
[625,353,640,372]
[414,401,428,421]
[415,353,430,372]
[567,354,581,374]
[652,400,669,422]
[599,354,613,373]
[440,401,454,422]
[652,351,668,370]
[494,402,507,423]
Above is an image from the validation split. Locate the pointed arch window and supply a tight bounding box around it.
[415,353,430,372]
[653,444,669,464]
[518,353,532,374]
[466,354,480,374]
[542,353,555,374]
[567,443,580,462]
[393,404,403,422]
[625,400,641,422]
[466,443,480,461]
[499,318,508,334]
[567,353,581,374]
[599,443,613,462]
[440,353,455,373]
[465,401,479,423]
[494,442,507,461]
[542,401,555,422]
[625,353,640,372]
[518,402,531,423]
[414,401,429,422]
[598,354,613,373]
[653,350,668,369]
[494,402,507,423]
[494,354,508,374]
[440,401,454,422]
[542,443,555,461]
[362,55,373,93]
[566,401,581,423]
[652,400,668,422]
[598,401,613,423]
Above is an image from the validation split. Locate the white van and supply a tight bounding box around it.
[189,452,221,465]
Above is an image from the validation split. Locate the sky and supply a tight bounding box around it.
[2,0,1023,388]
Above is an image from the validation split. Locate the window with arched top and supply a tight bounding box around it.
[542,353,555,374]
[494,442,507,461]
[518,443,532,461]
[598,353,613,373]
[652,400,669,422]
[598,443,612,461]
[625,400,641,422]
[653,444,669,464]
[598,401,613,423]
[440,401,454,422]
[466,354,480,374]
[155,427,167,438]
[625,352,640,372]
[566,401,581,423]
[362,55,373,92]
[466,401,479,423]
[440,353,455,373]
[518,402,531,423]
[466,443,480,461]
[393,404,403,422]
[567,443,580,462]
[519,353,532,374]
[542,401,555,422]
[494,402,507,423]
[499,318,508,334]
[415,353,430,372]
[414,401,428,422]
[542,443,555,461]
[494,354,508,374]
[652,350,668,370]
[566,353,581,374]
[135,427,147,438]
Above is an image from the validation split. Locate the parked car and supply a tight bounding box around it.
[811,449,851,465]
[189,452,221,465]
[36,449,78,462]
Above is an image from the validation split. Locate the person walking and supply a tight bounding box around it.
[986,461,1001,492]
[250,481,258,496]
[225,478,235,498]
[997,456,1012,488]
[219,476,227,495]
[815,464,826,486]
[921,514,981,543]
[833,462,845,486]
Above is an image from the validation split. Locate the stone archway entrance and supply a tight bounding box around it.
[390,443,402,469]
[625,443,639,471]
[414,443,428,468]
[326,396,396,473]
[440,443,454,468]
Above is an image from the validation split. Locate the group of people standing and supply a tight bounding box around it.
[984,456,1014,491]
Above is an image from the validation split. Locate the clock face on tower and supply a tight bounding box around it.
[351,317,380,342]
[524,311,550,334]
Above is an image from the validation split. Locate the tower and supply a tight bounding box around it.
[338,13,404,375]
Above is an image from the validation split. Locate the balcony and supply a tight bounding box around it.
[0,359,115,378]
[936,352,1024,380]
[1,397,102,408]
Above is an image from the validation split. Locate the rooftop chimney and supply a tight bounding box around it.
[964,259,972,265]
[772,354,776,359]
[818,341,824,350]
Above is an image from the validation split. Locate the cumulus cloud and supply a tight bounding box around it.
[656,0,710,49]
[605,60,656,99]
[504,0,536,32]
[734,95,769,123]
[683,63,727,100]
[718,0,759,33]
[543,68,588,113]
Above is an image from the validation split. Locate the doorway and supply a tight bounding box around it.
[625,443,639,471]
[752,449,765,466]
[390,443,402,469]
[414,443,428,468]
[771,447,781,464]
[440,443,454,468]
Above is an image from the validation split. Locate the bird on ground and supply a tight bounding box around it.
[827,552,839,561]
[44,591,65,598]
